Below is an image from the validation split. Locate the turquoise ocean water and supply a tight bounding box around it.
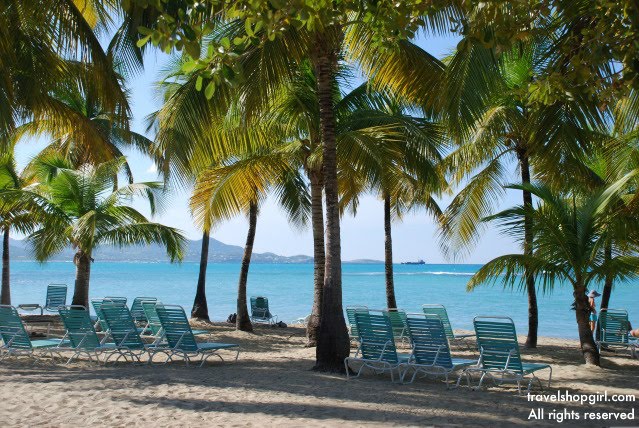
[8,261,638,339]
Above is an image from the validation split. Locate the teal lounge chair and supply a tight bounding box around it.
[598,309,637,358]
[130,297,157,323]
[100,303,151,363]
[346,306,368,341]
[344,312,410,382]
[386,309,409,343]
[58,306,116,364]
[400,314,477,386]
[141,300,208,343]
[460,316,552,394]
[154,305,239,366]
[0,305,67,361]
[250,296,277,325]
[17,284,68,315]
[91,297,128,332]
[422,304,474,347]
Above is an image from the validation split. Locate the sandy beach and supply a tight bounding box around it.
[0,319,636,427]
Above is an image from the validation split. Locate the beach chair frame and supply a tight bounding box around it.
[344,312,409,382]
[154,305,239,367]
[597,309,637,358]
[399,314,477,387]
[458,316,552,394]
[250,296,277,325]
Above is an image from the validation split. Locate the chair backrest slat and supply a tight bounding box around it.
[355,312,398,363]
[59,306,100,350]
[101,303,145,350]
[155,305,198,351]
[422,304,454,339]
[405,315,453,369]
[474,316,523,373]
[130,297,157,323]
[599,309,630,345]
[346,306,369,338]
[44,284,67,311]
[142,301,163,336]
[0,305,31,350]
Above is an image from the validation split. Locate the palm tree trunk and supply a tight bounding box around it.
[518,148,538,348]
[236,202,257,332]
[384,193,397,309]
[311,30,350,372]
[574,284,601,365]
[597,242,613,341]
[72,250,92,309]
[191,230,210,321]
[1,227,10,305]
[306,170,325,346]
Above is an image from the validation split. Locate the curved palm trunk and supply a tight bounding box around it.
[384,194,397,309]
[306,171,325,346]
[191,230,210,321]
[1,227,10,305]
[597,242,613,341]
[518,148,538,348]
[236,202,257,332]
[72,250,92,308]
[574,284,601,365]
[311,31,350,372]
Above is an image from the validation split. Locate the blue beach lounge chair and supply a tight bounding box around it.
[250,296,277,325]
[459,316,552,394]
[17,284,68,315]
[598,309,637,358]
[346,306,368,342]
[140,300,209,343]
[422,304,474,347]
[0,305,67,361]
[154,305,239,366]
[344,311,410,382]
[100,303,152,363]
[58,306,116,364]
[400,314,477,386]
[130,297,157,323]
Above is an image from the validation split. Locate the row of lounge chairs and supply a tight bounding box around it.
[0,298,239,367]
[344,308,552,394]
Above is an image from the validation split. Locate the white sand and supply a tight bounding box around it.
[0,321,636,427]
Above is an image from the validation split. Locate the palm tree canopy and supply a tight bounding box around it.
[27,157,186,262]
[468,177,639,293]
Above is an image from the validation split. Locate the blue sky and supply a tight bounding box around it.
[14,32,523,263]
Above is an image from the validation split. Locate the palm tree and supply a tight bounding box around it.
[131,3,456,371]
[0,139,44,304]
[191,143,310,332]
[468,178,639,365]
[27,157,186,308]
[438,41,603,348]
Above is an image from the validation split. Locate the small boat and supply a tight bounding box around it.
[401,259,426,265]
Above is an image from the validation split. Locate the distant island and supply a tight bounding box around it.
[8,238,382,264]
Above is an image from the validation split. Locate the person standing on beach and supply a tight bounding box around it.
[588,290,601,332]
